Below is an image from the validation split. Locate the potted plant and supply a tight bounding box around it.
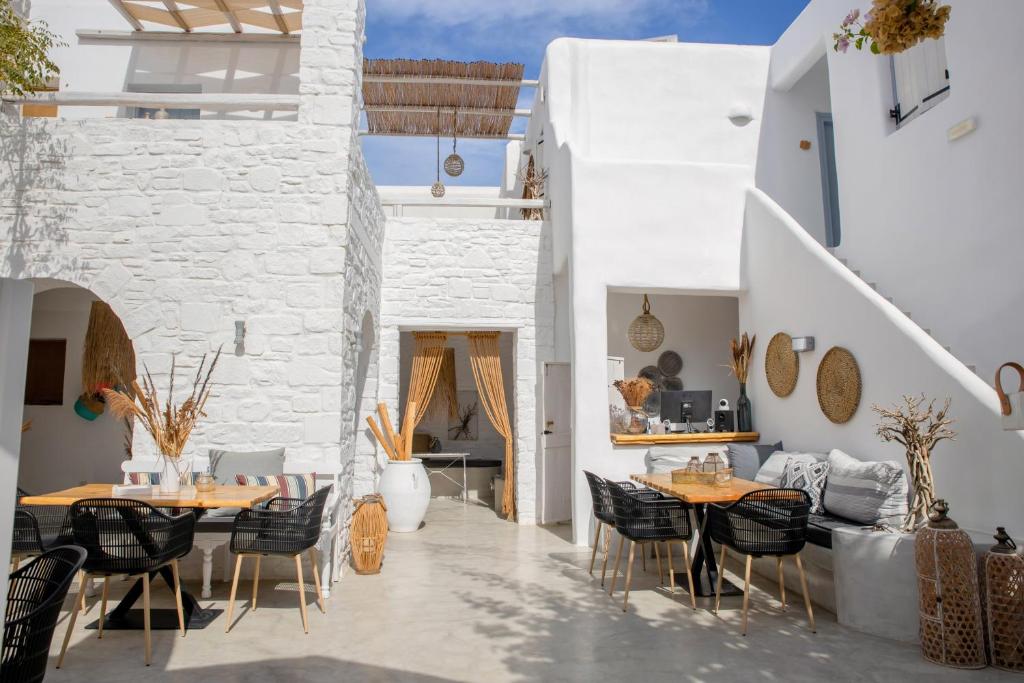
[103,350,220,494]
[728,333,756,432]
[613,378,656,434]
[366,403,431,533]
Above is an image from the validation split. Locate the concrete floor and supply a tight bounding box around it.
[48,499,1015,682]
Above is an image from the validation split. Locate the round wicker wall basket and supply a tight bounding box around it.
[765,332,798,397]
[816,346,861,423]
[351,494,388,575]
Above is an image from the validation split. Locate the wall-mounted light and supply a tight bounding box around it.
[727,103,754,127]
[792,336,815,353]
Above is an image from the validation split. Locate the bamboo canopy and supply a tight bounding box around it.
[362,59,524,138]
[109,0,303,34]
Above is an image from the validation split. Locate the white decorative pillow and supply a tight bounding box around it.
[780,458,830,514]
[755,451,826,486]
[822,449,909,526]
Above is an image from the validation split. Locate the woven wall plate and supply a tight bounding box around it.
[657,350,683,377]
[662,376,684,391]
[639,366,662,386]
[765,332,799,397]
[816,346,861,424]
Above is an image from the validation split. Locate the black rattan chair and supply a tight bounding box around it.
[582,472,663,585]
[606,480,696,611]
[225,485,332,634]
[708,488,815,635]
[57,499,196,668]
[3,546,86,683]
[11,489,73,569]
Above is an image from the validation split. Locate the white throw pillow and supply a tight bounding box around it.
[822,449,909,526]
[755,450,826,486]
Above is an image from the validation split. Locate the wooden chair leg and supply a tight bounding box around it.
[608,534,625,595]
[56,584,82,668]
[714,545,727,615]
[98,576,110,639]
[143,573,152,666]
[309,548,325,614]
[682,540,696,610]
[667,541,676,595]
[171,559,186,637]
[653,541,664,585]
[795,554,816,633]
[77,570,87,614]
[295,554,309,634]
[252,555,261,611]
[641,542,647,572]
[622,541,637,612]
[589,521,602,576]
[741,554,752,636]
[777,557,787,610]
[224,554,243,634]
[600,527,613,587]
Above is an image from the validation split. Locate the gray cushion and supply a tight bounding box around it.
[726,442,782,481]
[206,447,285,517]
[822,448,909,526]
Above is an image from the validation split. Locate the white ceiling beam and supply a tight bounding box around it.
[212,0,243,33]
[161,0,192,31]
[4,91,300,111]
[359,130,526,141]
[379,196,547,209]
[107,0,144,30]
[77,29,298,44]
[363,75,538,88]
[364,105,531,118]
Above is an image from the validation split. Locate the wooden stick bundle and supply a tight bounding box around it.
[365,402,418,461]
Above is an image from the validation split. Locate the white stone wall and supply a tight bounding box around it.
[368,217,554,523]
[0,0,382,566]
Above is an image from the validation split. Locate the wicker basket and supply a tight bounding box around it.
[915,500,986,669]
[984,528,1024,672]
[351,494,388,575]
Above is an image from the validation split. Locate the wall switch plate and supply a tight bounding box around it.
[947,117,977,142]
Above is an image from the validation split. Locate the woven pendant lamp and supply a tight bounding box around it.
[431,107,446,197]
[628,294,665,352]
[444,107,465,177]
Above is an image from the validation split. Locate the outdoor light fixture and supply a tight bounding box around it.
[628,294,665,352]
[792,336,815,353]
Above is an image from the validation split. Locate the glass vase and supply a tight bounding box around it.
[737,383,753,432]
[626,406,648,435]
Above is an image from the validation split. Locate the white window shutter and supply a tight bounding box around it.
[892,36,949,124]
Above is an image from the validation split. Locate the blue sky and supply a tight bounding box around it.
[361,0,810,187]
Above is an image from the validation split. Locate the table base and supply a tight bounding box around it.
[85,607,222,631]
[674,572,743,597]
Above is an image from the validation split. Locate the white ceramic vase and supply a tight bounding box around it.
[378,458,431,532]
[159,454,189,494]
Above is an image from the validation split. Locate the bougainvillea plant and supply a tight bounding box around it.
[834,0,951,55]
[0,0,64,97]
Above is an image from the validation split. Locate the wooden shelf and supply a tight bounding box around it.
[610,432,760,446]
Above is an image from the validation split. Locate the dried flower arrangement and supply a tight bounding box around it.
[834,1,951,55]
[103,349,221,470]
[613,377,655,410]
[873,394,956,531]
[728,333,756,384]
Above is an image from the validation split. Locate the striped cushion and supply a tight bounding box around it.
[128,472,202,486]
[235,473,317,500]
[822,449,908,526]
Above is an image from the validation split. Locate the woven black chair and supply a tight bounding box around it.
[225,485,332,634]
[605,480,696,611]
[582,472,664,586]
[11,489,73,570]
[708,488,815,635]
[57,499,196,668]
[3,546,86,683]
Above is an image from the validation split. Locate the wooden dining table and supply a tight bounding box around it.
[20,483,279,630]
[630,473,772,597]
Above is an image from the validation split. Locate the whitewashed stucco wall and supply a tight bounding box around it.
[0,0,380,564]
[369,217,554,523]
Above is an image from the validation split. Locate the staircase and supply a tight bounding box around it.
[831,252,979,377]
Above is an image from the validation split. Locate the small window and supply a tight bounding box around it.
[24,339,67,405]
[890,37,950,126]
[126,83,201,120]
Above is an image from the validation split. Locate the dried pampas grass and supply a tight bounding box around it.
[614,377,655,410]
[728,333,756,384]
[103,348,221,460]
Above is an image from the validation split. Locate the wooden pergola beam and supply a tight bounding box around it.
[107,0,145,31]
[266,0,290,34]
[211,0,243,33]
[161,0,192,32]
[358,130,526,141]
[363,105,531,118]
[364,75,539,88]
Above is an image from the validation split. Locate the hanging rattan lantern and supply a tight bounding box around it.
[915,500,987,669]
[444,109,464,177]
[628,294,665,352]
[985,527,1024,672]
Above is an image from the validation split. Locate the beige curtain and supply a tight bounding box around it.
[467,332,515,519]
[428,347,459,419]
[400,331,448,458]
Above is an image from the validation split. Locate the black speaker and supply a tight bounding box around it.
[714,410,735,433]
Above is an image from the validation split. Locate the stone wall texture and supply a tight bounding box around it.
[371,217,555,523]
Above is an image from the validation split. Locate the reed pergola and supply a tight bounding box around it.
[108,0,302,34]
[362,59,527,140]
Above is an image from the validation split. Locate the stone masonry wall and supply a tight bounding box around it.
[370,217,554,523]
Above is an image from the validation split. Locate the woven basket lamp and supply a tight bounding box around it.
[444,111,464,177]
[915,500,987,669]
[628,294,664,352]
[985,527,1024,672]
[351,494,388,575]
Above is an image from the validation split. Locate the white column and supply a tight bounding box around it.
[0,278,34,639]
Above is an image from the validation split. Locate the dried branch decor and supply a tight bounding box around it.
[448,401,478,441]
[874,395,957,531]
[103,349,221,462]
[613,378,655,410]
[518,155,547,220]
[728,333,756,384]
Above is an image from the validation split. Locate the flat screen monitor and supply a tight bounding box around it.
[660,390,712,424]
